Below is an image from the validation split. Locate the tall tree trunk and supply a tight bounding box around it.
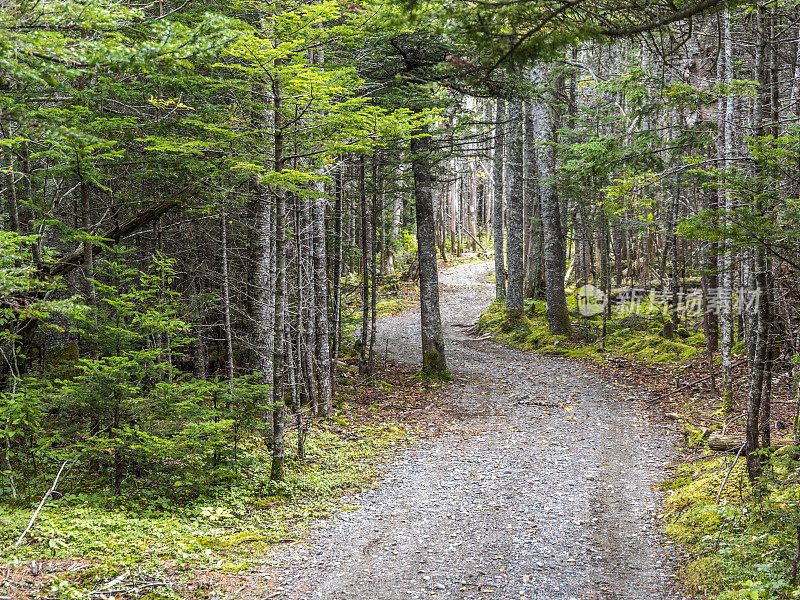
[389,164,403,271]
[331,164,344,376]
[3,147,20,233]
[299,191,316,410]
[523,100,543,299]
[358,156,370,375]
[720,7,735,415]
[368,156,380,375]
[702,184,719,355]
[506,99,525,320]
[411,126,448,377]
[252,187,273,383]
[220,207,236,388]
[532,69,572,336]
[493,98,507,300]
[745,5,771,482]
[312,166,333,416]
[271,81,286,482]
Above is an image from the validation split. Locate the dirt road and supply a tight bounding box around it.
[276,260,684,600]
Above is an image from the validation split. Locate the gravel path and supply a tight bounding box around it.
[276,260,685,600]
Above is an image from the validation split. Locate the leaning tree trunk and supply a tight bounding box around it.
[506,99,525,321]
[493,98,507,301]
[411,126,448,377]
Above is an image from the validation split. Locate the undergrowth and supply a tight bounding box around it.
[0,392,413,597]
[663,451,800,599]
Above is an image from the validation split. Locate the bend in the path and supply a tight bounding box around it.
[274,260,684,600]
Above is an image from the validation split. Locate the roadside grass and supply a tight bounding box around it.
[0,367,439,599]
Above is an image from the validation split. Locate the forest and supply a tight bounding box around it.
[3,0,800,598]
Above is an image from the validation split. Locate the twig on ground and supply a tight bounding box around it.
[235,537,296,546]
[13,460,70,547]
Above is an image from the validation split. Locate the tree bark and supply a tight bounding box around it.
[312,165,333,416]
[720,7,735,415]
[358,156,370,375]
[532,68,572,336]
[523,100,544,300]
[220,207,236,387]
[493,99,507,301]
[411,126,448,377]
[331,164,344,376]
[506,99,525,320]
[271,80,286,482]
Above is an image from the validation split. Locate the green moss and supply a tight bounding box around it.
[479,300,702,367]
[613,334,698,364]
[415,355,453,382]
[477,300,506,331]
[43,344,80,379]
[679,556,725,595]
[500,311,531,334]
[659,454,800,599]
[377,299,407,317]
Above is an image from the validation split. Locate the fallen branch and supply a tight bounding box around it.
[717,443,746,502]
[708,434,796,452]
[651,360,746,400]
[235,537,296,546]
[14,460,69,547]
[456,222,486,252]
[46,186,196,277]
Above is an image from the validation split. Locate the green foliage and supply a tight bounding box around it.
[1,253,272,501]
[0,420,410,579]
[664,450,800,600]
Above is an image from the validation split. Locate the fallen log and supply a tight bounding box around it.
[708,434,796,452]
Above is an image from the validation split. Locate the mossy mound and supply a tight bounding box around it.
[610,333,698,363]
[478,300,702,366]
[679,556,725,596]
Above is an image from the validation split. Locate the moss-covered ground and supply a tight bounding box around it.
[662,451,800,600]
[476,296,704,366]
